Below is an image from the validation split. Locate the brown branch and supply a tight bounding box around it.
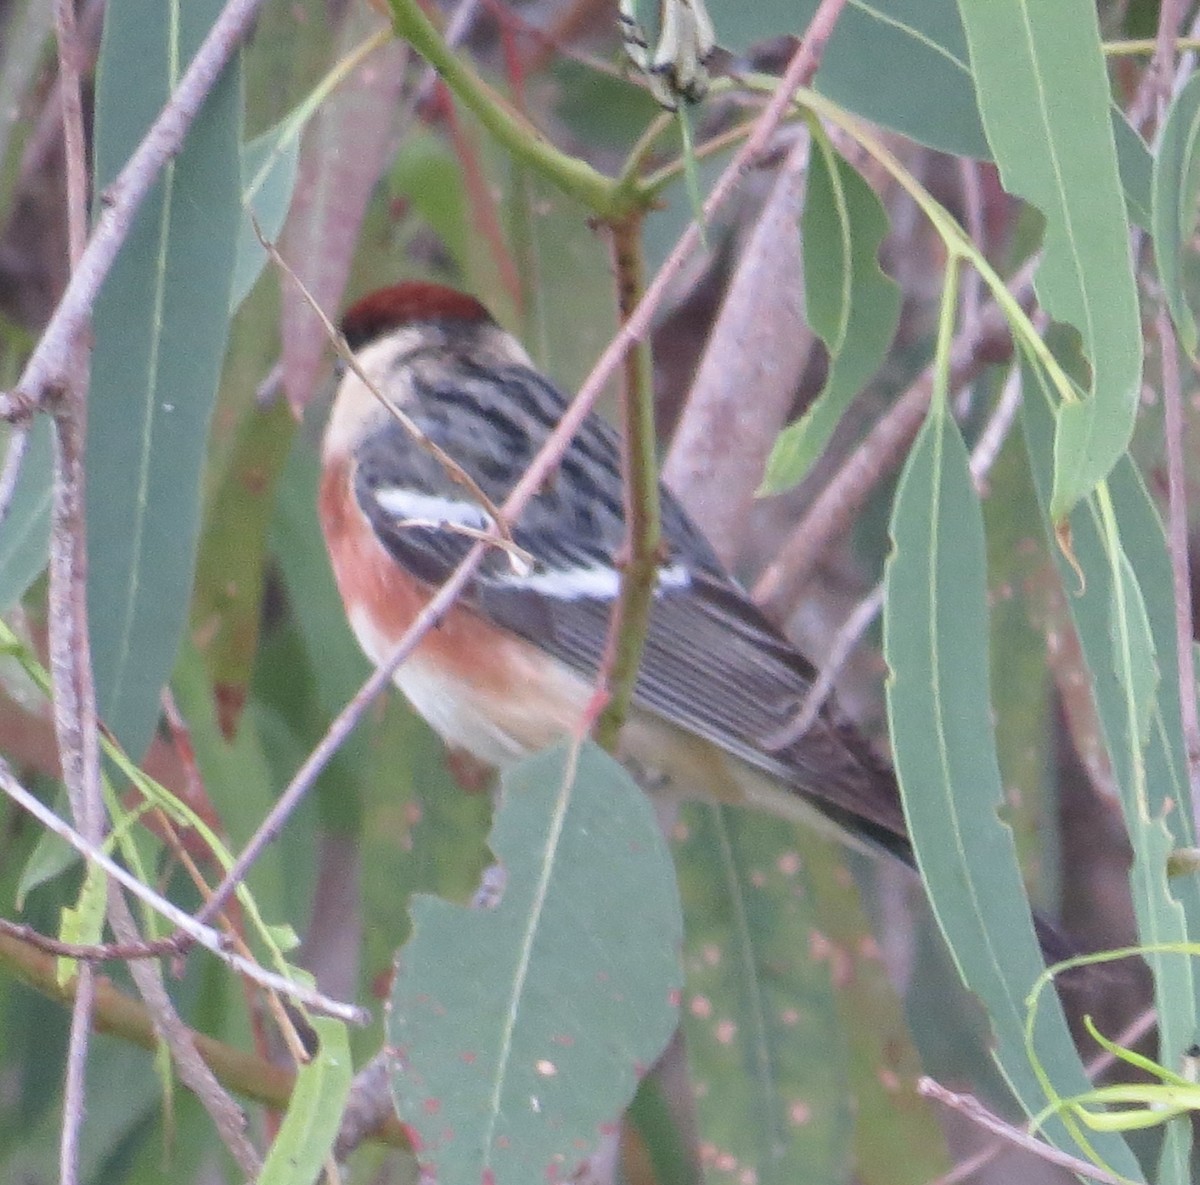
[918,1078,1125,1185]
[0,917,199,962]
[0,760,366,1023]
[107,888,262,1175]
[661,130,812,563]
[52,4,97,1176]
[1128,0,1188,130]
[0,929,415,1154]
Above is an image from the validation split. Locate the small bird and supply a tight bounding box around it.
[318,279,1071,969]
[319,279,916,855]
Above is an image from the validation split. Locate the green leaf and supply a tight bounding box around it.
[231,121,301,310]
[955,0,1140,516]
[87,0,242,759]
[1152,72,1200,357]
[388,741,682,1184]
[503,168,618,393]
[708,0,988,156]
[190,398,297,729]
[1112,109,1153,232]
[1109,548,1157,751]
[0,419,51,609]
[1021,355,1198,1126]
[674,806,852,1185]
[883,402,1142,1178]
[761,142,900,493]
[258,1017,352,1185]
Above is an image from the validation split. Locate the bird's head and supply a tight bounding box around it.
[323,281,534,462]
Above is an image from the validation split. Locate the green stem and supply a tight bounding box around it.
[385,0,622,217]
[594,215,661,751]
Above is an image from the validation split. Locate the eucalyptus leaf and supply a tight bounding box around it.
[258,1017,352,1185]
[87,0,241,759]
[955,0,1140,516]
[1152,72,1200,357]
[761,142,900,493]
[389,741,682,1185]
[883,399,1142,1177]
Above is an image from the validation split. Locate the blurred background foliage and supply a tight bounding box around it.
[0,0,1197,1183]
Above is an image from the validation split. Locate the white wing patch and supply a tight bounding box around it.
[498,561,691,601]
[374,486,495,531]
[373,484,692,601]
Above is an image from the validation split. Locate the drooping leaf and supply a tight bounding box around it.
[190,398,297,735]
[388,741,682,1185]
[87,0,241,759]
[955,0,1140,516]
[504,167,617,393]
[761,141,900,493]
[1021,354,1197,1135]
[1152,72,1200,357]
[883,396,1143,1178]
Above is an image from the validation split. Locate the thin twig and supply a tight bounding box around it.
[923,1005,1159,1185]
[0,917,199,962]
[1128,0,1188,130]
[0,759,367,1024]
[52,0,106,1173]
[919,1078,1125,1185]
[1157,307,1200,829]
[106,888,262,1176]
[0,0,267,422]
[194,6,855,925]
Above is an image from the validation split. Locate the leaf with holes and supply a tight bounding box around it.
[388,741,682,1185]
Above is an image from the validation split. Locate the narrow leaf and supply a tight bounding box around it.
[259,1017,353,1185]
[1112,109,1153,232]
[761,143,900,493]
[1152,73,1200,357]
[883,403,1142,1177]
[710,0,987,157]
[1022,355,1197,1116]
[231,122,302,311]
[87,0,241,758]
[388,741,682,1185]
[956,0,1140,516]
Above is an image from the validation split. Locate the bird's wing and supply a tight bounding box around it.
[353,358,908,853]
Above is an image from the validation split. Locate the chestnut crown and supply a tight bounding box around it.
[341,282,494,351]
